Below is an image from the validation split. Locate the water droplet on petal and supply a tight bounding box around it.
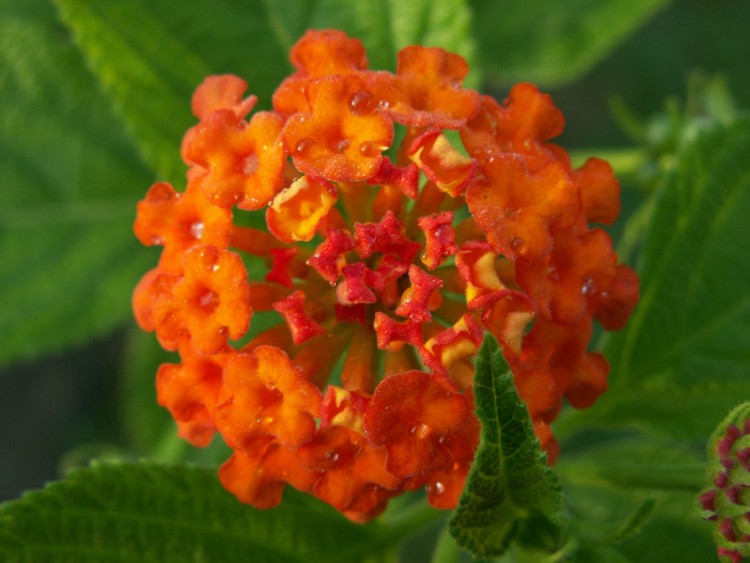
[545,266,560,283]
[295,138,314,155]
[376,99,390,110]
[349,90,375,116]
[336,138,351,154]
[359,141,381,158]
[510,237,525,252]
[433,481,445,495]
[243,153,260,175]
[190,221,204,239]
[582,276,597,296]
[150,235,164,245]
[211,263,221,272]
[411,423,431,439]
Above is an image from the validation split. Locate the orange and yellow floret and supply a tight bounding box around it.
[133,29,639,521]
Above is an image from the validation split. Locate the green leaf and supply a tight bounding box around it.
[560,117,750,442]
[54,0,478,186]
[0,462,395,562]
[0,0,155,367]
[449,335,565,559]
[557,432,713,562]
[469,0,671,87]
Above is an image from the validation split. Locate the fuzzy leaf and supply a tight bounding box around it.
[449,335,565,558]
[0,0,155,367]
[0,462,394,563]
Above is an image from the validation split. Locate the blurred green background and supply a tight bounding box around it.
[0,0,748,513]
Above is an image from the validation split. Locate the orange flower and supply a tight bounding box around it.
[282,75,393,182]
[298,426,402,514]
[266,175,338,243]
[215,346,322,449]
[133,28,638,521]
[133,178,232,272]
[185,109,286,209]
[156,344,230,446]
[365,370,471,477]
[465,153,579,261]
[147,245,251,354]
[515,227,618,325]
[273,29,369,117]
[461,84,564,162]
[366,46,480,128]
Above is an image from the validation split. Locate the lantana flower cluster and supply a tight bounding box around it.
[133,29,638,521]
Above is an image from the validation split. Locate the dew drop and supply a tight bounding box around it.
[243,153,260,175]
[376,99,390,110]
[359,141,381,158]
[582,276,597,296]
[437,435,445,445]
[335,138,351,154]
[266,382,276,391]
[510,236,525,252]
[295,137,314,155]
[349,90,375,116]
[412,423,430,439]
[150,235,164,245]
[325,450,340,462]
[211,263,221,272]
[545,266,560,282]
[190,221,204,239]
[433,481,445,495]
